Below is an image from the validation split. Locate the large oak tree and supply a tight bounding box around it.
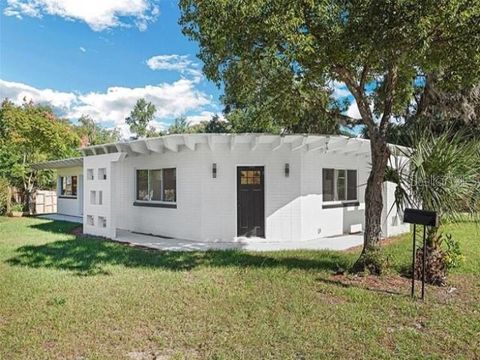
[179,0,480,271]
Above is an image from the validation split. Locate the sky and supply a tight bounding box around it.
[0,0,360,138]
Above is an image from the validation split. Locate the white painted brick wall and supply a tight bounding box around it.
[57,167,83,217]
[77,143,409,242]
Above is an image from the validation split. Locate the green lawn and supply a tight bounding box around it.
[0,217,479,359]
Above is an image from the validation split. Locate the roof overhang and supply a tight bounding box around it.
[77,133,399,157]
[31,157,83,170]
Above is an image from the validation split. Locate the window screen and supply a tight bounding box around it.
[322,169,357,202]
[163,168,176,202]
[136,170,149,201]
[347,170,357,200]
[322,169,335,202]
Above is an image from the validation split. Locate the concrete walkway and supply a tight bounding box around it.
[37,213,83,224]
[114,230,363,252]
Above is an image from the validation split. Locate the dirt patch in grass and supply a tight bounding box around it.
[345,234,405,253]
[325,273,468,303]
[127,349,200,360]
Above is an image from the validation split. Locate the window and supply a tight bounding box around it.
[240,170,261,185]
[60,176,77,197]
[98,168,107,180]
[87,169,94,180]
[98,216,107,228]
[98,191,103,205]
[136,168,176,203]
[322,169,357,202]
[322,169,334,201]
[90,191,96,205]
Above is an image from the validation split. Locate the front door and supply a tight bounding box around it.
[237,166,265,237]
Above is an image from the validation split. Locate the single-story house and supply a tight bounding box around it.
[32,134,409,243]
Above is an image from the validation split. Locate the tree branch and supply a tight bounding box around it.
[333,65,376,131]
[380,64,398,132]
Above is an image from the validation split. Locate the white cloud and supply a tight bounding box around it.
[146,54,203,82]
[0,78,212,128]
[79,46,86,52]
[3,0,160,31]
[146,55,192,72]
[0,78,77,109]
[345,99,362,119]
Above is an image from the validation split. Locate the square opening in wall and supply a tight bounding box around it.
[98,168,107,180]
[98,216,107,228]
[87,215,94,226]
[98,191,103,205]
[87,169,94,180]
[90,191,96,205]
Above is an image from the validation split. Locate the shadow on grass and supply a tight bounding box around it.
[30,220,82,235]
[5,221,353,276]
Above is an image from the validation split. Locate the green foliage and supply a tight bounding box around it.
[168,114,232,134]
[0,100,80,193]
[0,177,9,215]
[389,129,480,248]
[10,203,23,212]
[441,233,465,269]
[167,116,191,134]
[203,114,230,133]
[125,98,156,138]
[180,0,480,130]
[75,115,120,146]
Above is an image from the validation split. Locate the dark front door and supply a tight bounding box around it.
[237,166,265,237]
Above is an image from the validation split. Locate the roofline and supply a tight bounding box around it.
[32,134,409,169]
[31,157,84,170]
[76,133,365,156]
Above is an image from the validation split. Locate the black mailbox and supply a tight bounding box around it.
[403,208,438,227]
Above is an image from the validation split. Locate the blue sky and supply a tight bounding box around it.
[0,0,225,136]
[0,0,359,137]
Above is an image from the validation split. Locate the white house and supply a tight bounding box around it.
[33,134,409,243]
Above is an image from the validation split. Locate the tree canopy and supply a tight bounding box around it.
[75,115,121,147]
[0,100,80,207]
[125,98,157,138]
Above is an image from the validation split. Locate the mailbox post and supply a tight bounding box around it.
[403,208,439,300]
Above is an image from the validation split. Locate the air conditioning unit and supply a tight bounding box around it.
[350,224,362,234]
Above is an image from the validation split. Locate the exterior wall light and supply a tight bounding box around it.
[285,163,290,177]
[212,163,217,178]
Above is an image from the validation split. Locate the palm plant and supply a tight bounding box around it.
[386,129,480,284]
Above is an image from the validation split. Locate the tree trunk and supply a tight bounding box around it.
[353,134,390,274]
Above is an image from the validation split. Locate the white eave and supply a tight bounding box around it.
[31,157,84,170]
[77,133,388,157]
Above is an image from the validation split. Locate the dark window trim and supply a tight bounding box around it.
[58,196,78,200]
[133,201,177,209]
[322,201,360,209]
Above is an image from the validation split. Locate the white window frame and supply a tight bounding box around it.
[135,168,176,204]
[322,168,358,203]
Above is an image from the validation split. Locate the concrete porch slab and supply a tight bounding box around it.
[114,229,363,252]
[37,213,83,224]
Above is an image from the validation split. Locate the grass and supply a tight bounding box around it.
[0,217,479,359]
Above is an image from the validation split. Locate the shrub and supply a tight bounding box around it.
[441,233,465,269]
[0,177,9,215]
[10,203,23,212]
